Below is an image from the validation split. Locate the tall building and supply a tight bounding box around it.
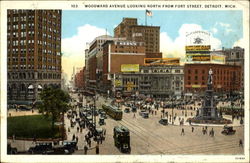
[7,10,62,102]
[102,40,146,94]
[114,18,162,58]
[85,35,126,92]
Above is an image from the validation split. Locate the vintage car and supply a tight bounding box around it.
[159,118,168,125]
[221,125,236,135]
[99,117,105,125]
[124,108,130,113]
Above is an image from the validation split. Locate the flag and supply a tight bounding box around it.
[146,10,153,16]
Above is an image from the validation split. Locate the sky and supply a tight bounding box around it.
[61,10,243,81]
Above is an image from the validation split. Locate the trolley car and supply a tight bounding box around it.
[102,104,123,120]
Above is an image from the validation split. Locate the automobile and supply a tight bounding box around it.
[139,110,147,116]
[18,105,31,111]
[46,145,70,155]
[100,112,107,119]
[124,108,130,113]
[28,142,53,154]
[7,143,18,154]
[94,127,106,141]
[132,107,137,112]
[99,117,105,125]
[221,125,236,135]
[63,141,78,153]
[142,112,149,119]
[159,118,168,125]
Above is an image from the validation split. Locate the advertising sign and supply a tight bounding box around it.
[115,80,122,86]
[144,58,180,65]
[121,64,139,72]
[185,45,211,51]
[186,54,210,63]
[210,53,225,64]
[186,30,210,46]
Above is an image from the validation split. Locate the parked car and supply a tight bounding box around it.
[132,107,137,112]
[139,110,147,116]
[124,108,130,113]
[7,143,17,154]
[63,141,78,153]
[221,125,236,135]
[142,112,149,119]
[28,142,53,154]
[159,118,168,125]
[46,145,70,155]
[18,105,31,111]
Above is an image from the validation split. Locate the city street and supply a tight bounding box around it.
[66,93,244,155]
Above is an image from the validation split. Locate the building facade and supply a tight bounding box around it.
[74,67,85,91]
[214,46,244,91]
[113,65,184,98]
[114,18,162,58]
[184,64,242,95]
[7,10,62,102]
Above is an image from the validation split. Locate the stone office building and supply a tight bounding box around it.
[7,10,62,102]
[114,65,184,98]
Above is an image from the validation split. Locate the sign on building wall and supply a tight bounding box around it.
[185,45,211,52]
[186,31,210,46]
[144,58,180,65]
[121,64,140,72]
[115,80,122,86]
[210,53,226,64]
[186,54,210,63]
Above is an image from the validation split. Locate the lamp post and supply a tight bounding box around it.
[171,96,175,125]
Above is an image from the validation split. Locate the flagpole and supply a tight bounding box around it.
[145,10,147,26]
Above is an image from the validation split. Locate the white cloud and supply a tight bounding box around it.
[160,24,222,60]
[61,24,108,81]
[233,38,244,48]
[214,22,234,34]
[211,27,218,34]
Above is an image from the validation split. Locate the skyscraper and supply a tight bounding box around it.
[114,18,162,58]
[7,10,62,102]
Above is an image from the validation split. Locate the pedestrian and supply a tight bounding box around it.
[192,127,194,132]
[191,112,193,116]
[84,144,88,154]
[77,126,79,132]
[133,113,136,118]
[72,134,75,141]
[96,144,99,154]
[76,136,78,143]
[202,127,205,135]
[12,134,15,142]
[181,128,185,136]
[80,127,82,133]
[161,115,163,119]
[88,139,91,147]
[68,127,70,132]
[155,110,157,115]
[239,139,243,147]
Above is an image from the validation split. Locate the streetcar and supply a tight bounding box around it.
[113,126,131,153]
[102,104,123,120]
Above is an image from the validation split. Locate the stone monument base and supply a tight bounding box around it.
[187,117,232,124]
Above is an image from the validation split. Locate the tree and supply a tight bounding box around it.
[38,87,71,133]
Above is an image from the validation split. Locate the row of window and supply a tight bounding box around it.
[142,69,182,73]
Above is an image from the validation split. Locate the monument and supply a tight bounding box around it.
[189,68,231,124]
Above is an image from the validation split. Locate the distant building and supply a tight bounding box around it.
[213,46,244,91]
[74,67,85,91]
[114,18,162,58]
[7,10,62,102]
[184,64,242,95]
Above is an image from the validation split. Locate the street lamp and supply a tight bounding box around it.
[171,96,175,125]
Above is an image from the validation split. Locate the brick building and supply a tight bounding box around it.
[7,10,62,102]
[184,64,241,94]
[102,40,146,93]
[85,35,126,92]
[114,18,162,58]
[213,46,244,91]
[74,67,85,90]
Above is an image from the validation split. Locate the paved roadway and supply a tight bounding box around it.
[70,94,244,155]
[7,93,244,155]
